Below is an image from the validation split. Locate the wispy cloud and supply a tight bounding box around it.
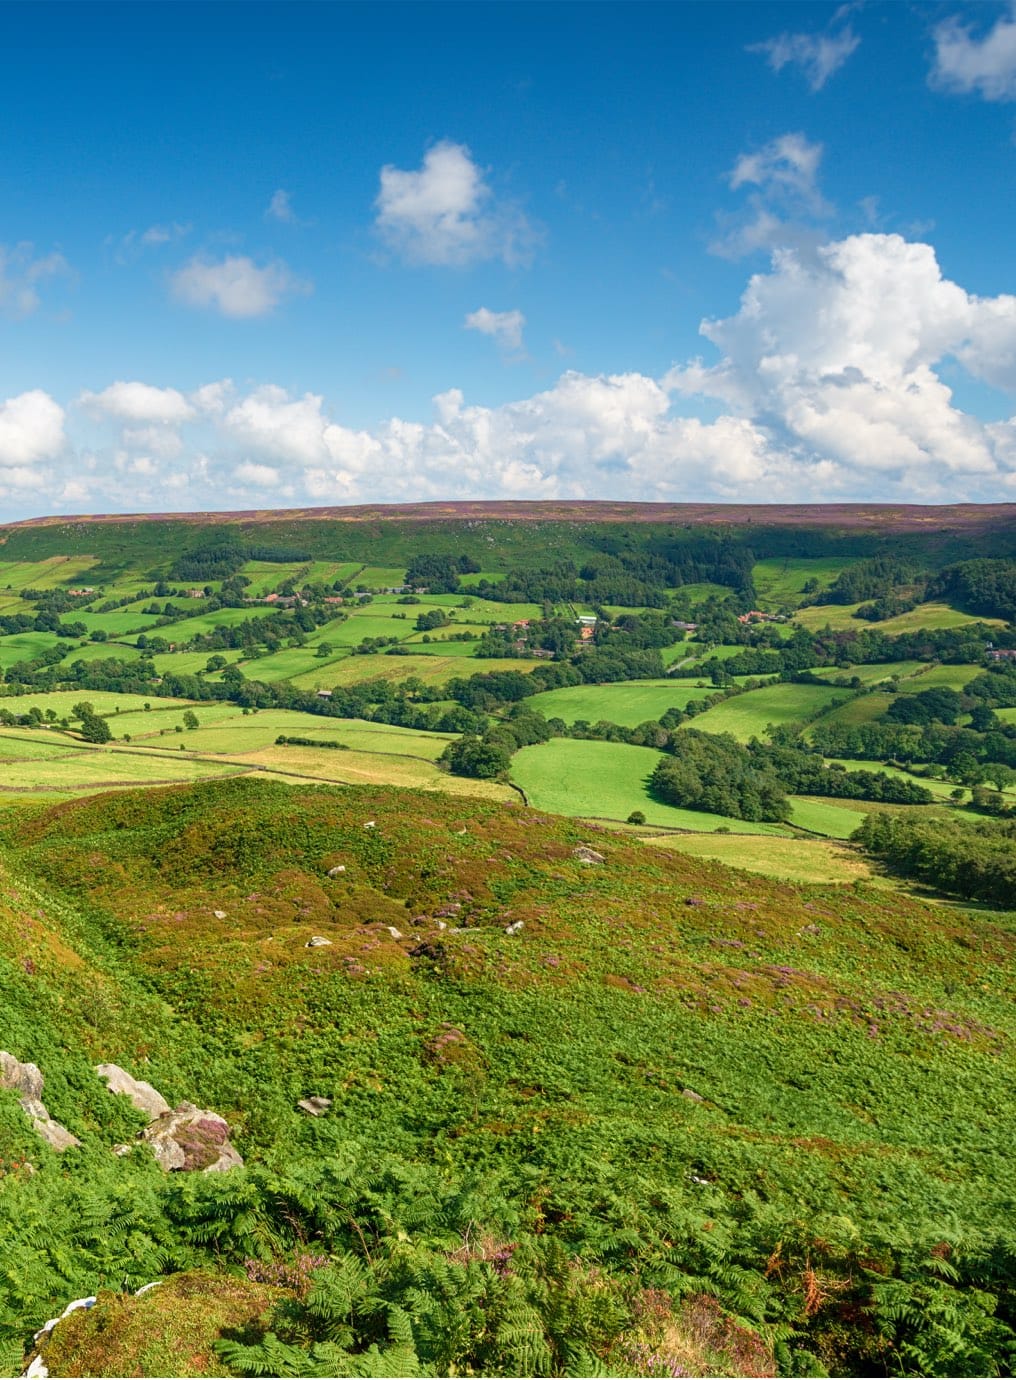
[170,254,311,318]
[711,133,832,259]
[0,243,72,318]
[931,6,1016,102]
[464,307,526,352]
[749,23,860,91]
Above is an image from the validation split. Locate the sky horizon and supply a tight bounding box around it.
[4,0,1016,520]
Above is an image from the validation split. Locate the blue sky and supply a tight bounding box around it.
[3,0,1016,517]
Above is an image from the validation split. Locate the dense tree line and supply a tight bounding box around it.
[650,731,789,821]
[928,558,1016,622]
[825,557,923,605]
[168,541,313,581]
[854,812,1016,905]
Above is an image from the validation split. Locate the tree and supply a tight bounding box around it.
[182,710,199,731]
[78,712,112,744]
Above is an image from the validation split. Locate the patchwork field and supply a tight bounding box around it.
[793,600,1005,634]
[752,557,855,606]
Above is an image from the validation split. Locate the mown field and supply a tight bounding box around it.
[793,600,1006,634]
[682,682,848,741]
[644,831,876,885]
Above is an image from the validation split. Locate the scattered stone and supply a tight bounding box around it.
[112,1143,132,1156]
[25,1354,49,1378]
[409,940,446,962]
[95,1063,171,1122]
[212,910,227,920]
[327,865,346,876]
[0,1052,80,1152]
[306,936,332,947]
[363,820,376,829]
[297,1095,332,1116]
[142,1101,243,1172]
[34,1295,96,1344]
[504,920,524,936]
[454,828,467,835]
[685,896,706,907]
[384,926,404,940]
[571,846,605,865]
[682,1088,705,1103]
[435,919,448,930]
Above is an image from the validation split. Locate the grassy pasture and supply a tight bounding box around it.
[0,556,99,591]
[288,653,542,689]
[0,633,63,668]
[248,743,515,800]
[57,641,144,667]
[788,796,868,838]
[300,559,363,586]
[901,662,983,691]
[672,581,731,604]
[355,566,412,589]
[0,689,195,717]
[231,646,352,683]
[997,706,1016,725]
[644,831,874,885]
[72,608,160,635]
[0,748,246,792]
[0,731,83,760]
[510,738,790,833]
[805,692,892,734]
[131,606,279,643]
[807,660,925,685]
[240,560,305,595]
[793,600,1004,634]
[149,650,245,676]
[683,682,848,741]
[752,557,854,606]
[526,679,717,727]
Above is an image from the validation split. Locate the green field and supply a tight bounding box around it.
[807,660,926,685]
[0,556,99,591]
[0,633,63,668]
[682,682,848,741]
[788,796,868,838]
[526,679,717,727]
[644,831,875,884]
[511,739,790,833]
[752,557,855,607]
[793,600,1005,634]
[805,692,892,734]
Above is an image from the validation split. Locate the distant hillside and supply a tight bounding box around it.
[1,776,1014,1377]
[3,500,1016,576]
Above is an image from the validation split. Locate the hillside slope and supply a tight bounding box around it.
[0,777,1014,1376]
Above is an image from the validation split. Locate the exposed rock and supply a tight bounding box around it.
[505,920,524,936]
[142,1102,243,1172]
[0,1052,80,1152]
[571,846,605,865]
[34,1296,96,1344]
[327,865,346,876]
[682,1088,705,1103]
[685,896,706,907]
[306,935,332,947]
[212,910,227,919]
[112,1143,132,1156]
[296,1095,332,1116]
[384,926,403,940]
[409,940,446,962]
[95,1063,171,1122]
[363,820,376,829]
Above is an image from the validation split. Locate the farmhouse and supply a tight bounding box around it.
[987,648,1016,660]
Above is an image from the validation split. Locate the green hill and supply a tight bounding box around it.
[1,775,1014,1377]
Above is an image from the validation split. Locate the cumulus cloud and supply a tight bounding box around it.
[234,460,282,487]
[11,231,1016,518]
[375,140,537,267]
[669,233,1016,492]
[464,307,526,351]
[0,390,65,472]
[749,24,860,90]
[0,244,71,318]
[931,6,1016,101]
[80,380,195,425]
[170,254,310,317]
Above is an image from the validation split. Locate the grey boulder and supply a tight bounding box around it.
[142,1101,243,1172]
[95,1064,171,1122]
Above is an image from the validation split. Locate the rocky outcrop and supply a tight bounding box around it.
[571,846,605,865]
[0,1052,80,1152]
[296,1095,332,1116]
[141,1102,243,1172]
[95,1064,171,1122]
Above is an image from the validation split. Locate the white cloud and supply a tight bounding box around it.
[0,244,71,318]
[234,460,282,487]
[265,189,296,223]
[712,134,831,260]
[728,133,827,211]
[464,307,526,351]
[931,7,1016,101]
[170,254,310,318]
[80,380,195,425]
[10,231,1016,518]
[0,390,66,468]
[375,140,537,267]
[669,233,1016,491]
[113,222,190,264]
[749,25,860,90]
